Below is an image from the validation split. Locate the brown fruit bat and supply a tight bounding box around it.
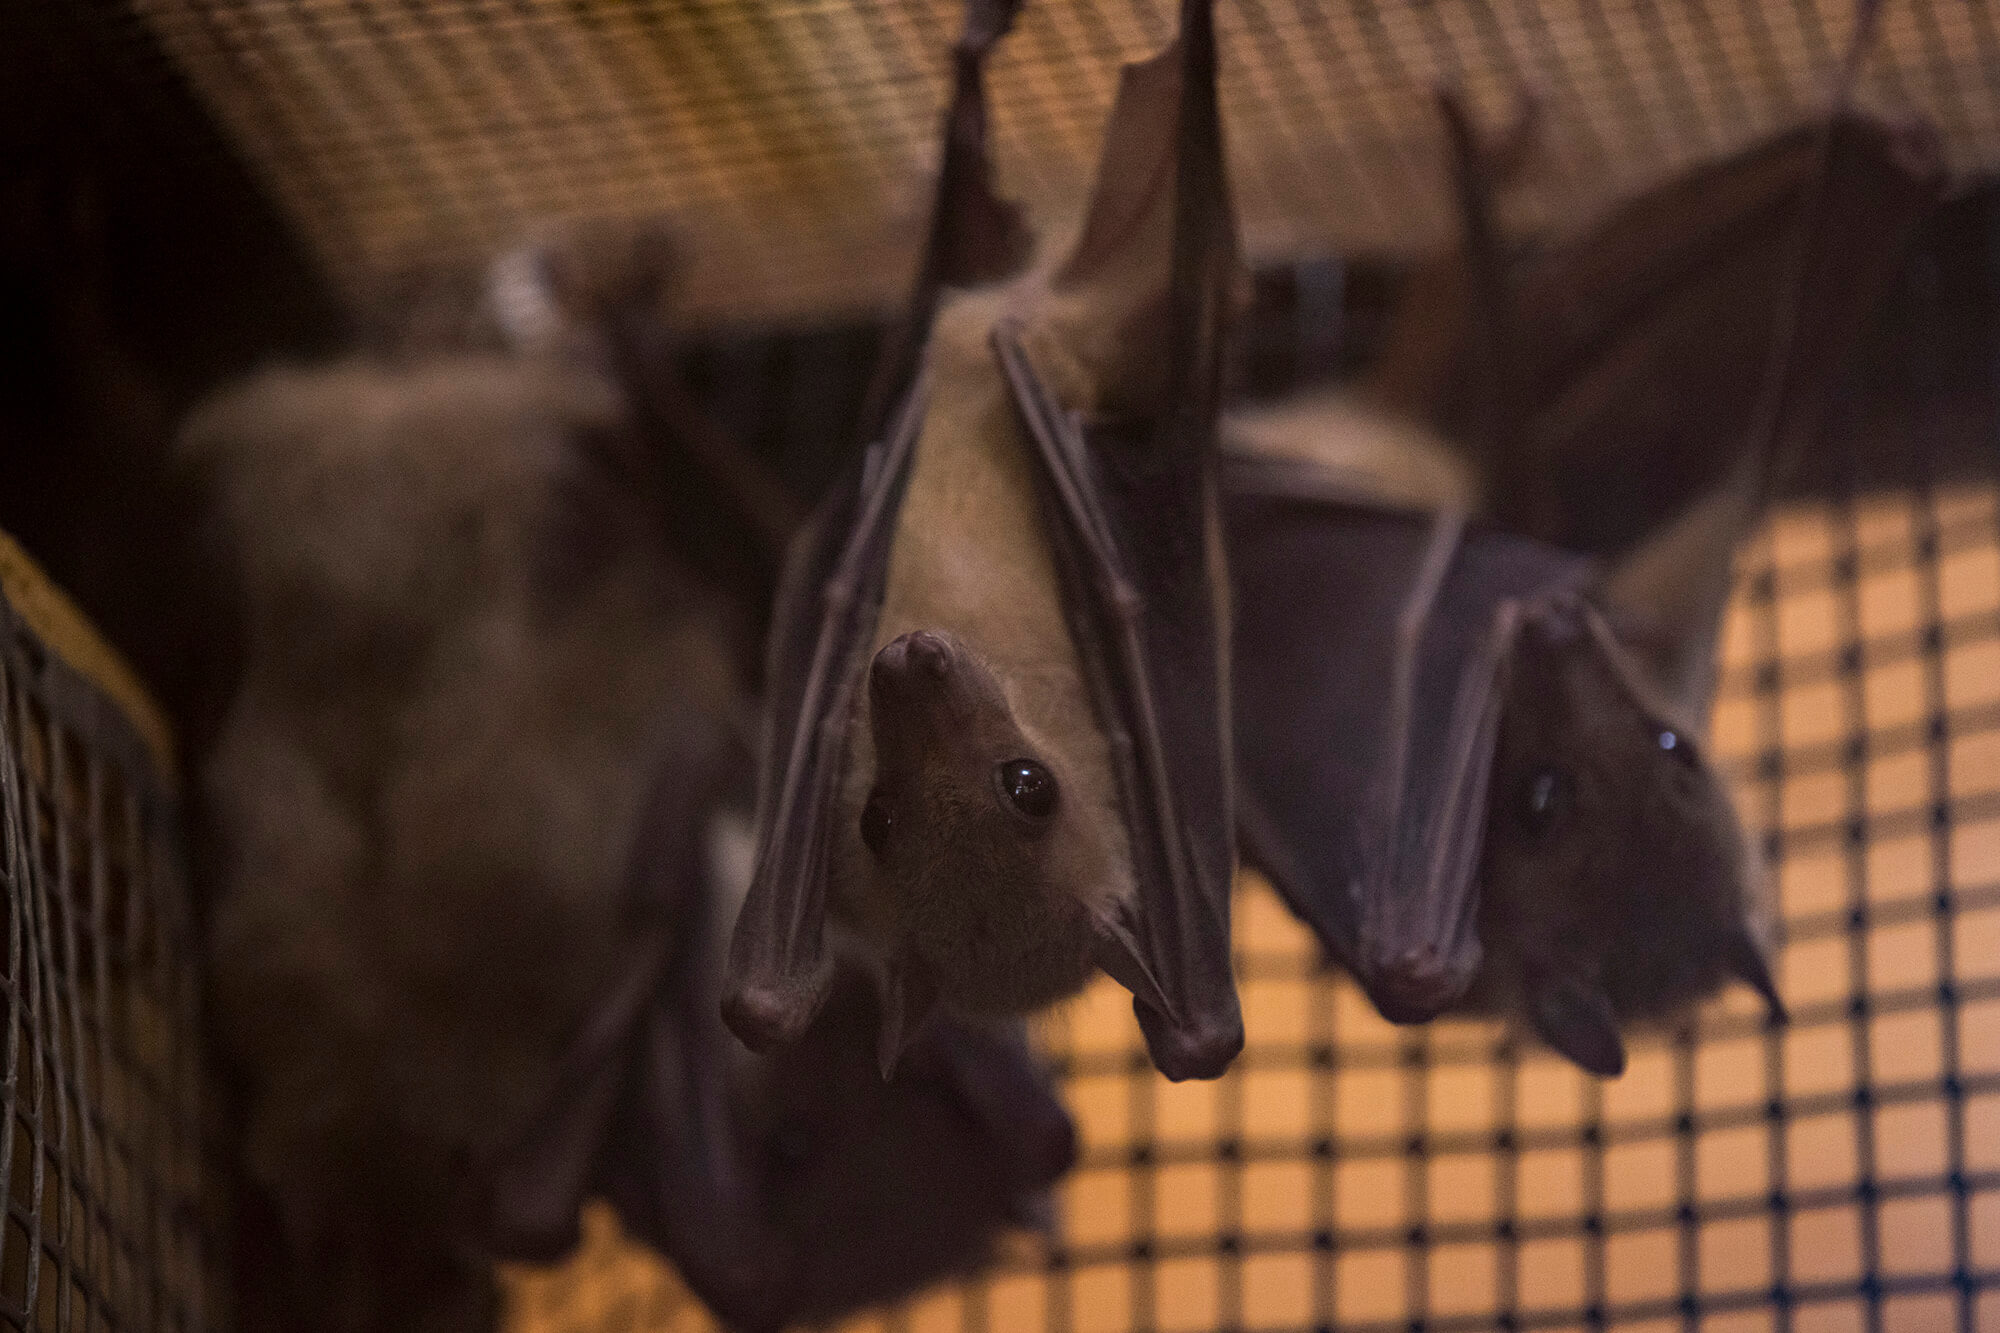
[188,313,1071,1331]
[1228,13,1945,1073]
[726,0,1246,1080]
[357,216,803,655]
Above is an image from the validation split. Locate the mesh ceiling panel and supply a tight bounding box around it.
[499,475,2000,1331]
[123,0,2000,327]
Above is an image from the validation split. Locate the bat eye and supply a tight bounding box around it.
[861,792,895,856]
[1657,728,1697,764]
[996,759,1059,820]
[1521,768,1573,837]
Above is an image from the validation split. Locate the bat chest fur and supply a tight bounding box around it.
[846,297,1135,1005]
[1226,391,1479,512]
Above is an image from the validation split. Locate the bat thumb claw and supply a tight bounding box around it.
[1133,999,1243,1082]
[721,973,828,1052]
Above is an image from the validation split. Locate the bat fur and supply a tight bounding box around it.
[1225,390,1478,513]
[188,348,737,1329]
[831,27,1233,1028]
[190,328,1071,1328]
[842,278,1141,1013]
[1229,94,1937,1072]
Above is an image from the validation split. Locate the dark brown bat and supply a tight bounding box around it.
[1231,69,1943,1070]
[726,0,1244,1080]
[186,346,729,1330]
[190,336,1073,1331]
[482,797,1076,1333]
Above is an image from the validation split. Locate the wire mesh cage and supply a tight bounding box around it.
[5,2,1997,1332]
[118,0,2000,326]
[0,536,217,1332]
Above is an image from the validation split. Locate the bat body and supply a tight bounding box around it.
[846,291,1134,1015]
[728,0,1245,1080]
[191,333,1072,1331]
[1232,107,1943,1073]
[359,217,801,656]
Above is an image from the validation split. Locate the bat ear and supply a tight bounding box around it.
[1526,970,1627,1077]
[1006,1188,1061,1236]
[1725,924,1787,1022]
[1596,469,1757,724]
[877,959,943,1080]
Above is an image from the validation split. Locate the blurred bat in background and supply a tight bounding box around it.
[187,343,730,1330]
[727,0,1245,1080]
[359,216,804,669]
[1230,32,1944,1073]
[188,237,1071,1331]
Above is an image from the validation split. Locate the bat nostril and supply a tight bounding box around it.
[873,631,956,689]
[905,631,953,677]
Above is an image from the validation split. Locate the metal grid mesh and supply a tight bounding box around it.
[119,0,2000,327]
[0,581,215,1329]
[500,474,2000,1331]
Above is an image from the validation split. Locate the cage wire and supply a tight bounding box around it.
[0,535,215,1332]
[104,0,2000,328]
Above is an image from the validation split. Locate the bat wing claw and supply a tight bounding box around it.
[1134,1000,1243,1082]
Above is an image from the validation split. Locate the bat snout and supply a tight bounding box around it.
[876,628,960,680]
[871,631,962,699]
[1362,944,1476,1023]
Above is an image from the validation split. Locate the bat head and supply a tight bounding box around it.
[862,629,1100,1016]
[1471,489,1782,1076]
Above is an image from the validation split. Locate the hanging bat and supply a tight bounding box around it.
[189,331,1072,1331]
[726,0,1245,1080]
[481,802,1076,1333]
[1231,76,1943,1069]
[184,338,746,1330]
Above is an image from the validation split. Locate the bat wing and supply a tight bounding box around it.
[981,0,1244,1080]
[1224,453,1587,1019]
[724,384,926,1050]
[1484,114,1944,555]
[479,735,792,1327]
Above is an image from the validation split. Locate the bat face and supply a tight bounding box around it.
[1470,597,1771,1076]
[863,629,1098,1014]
